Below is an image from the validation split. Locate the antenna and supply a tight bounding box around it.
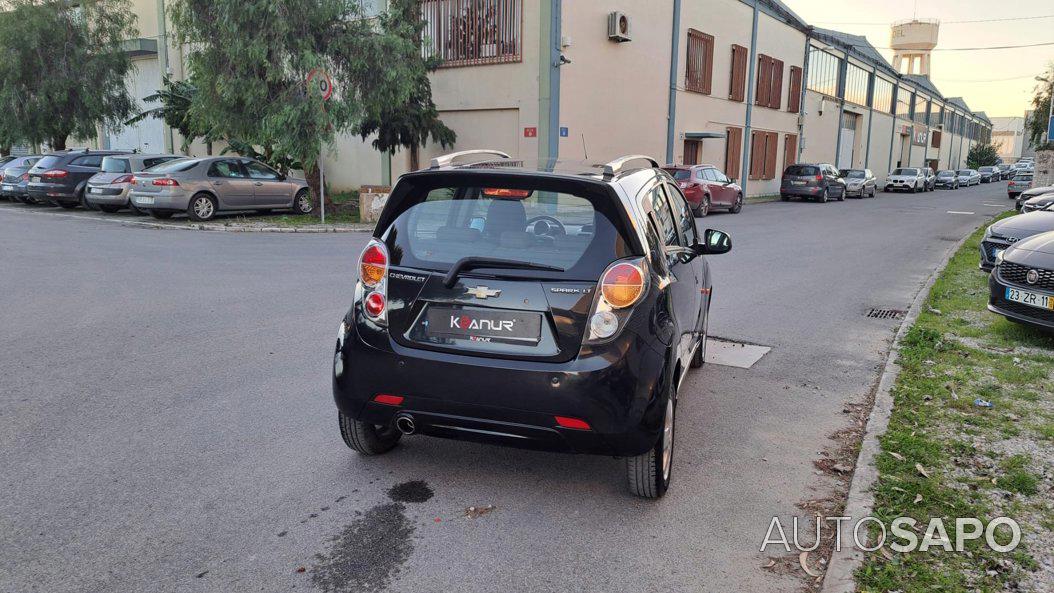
[581,134,588,160]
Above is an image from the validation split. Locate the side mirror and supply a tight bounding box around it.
[694,229,732,256]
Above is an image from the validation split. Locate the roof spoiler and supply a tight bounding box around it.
[601,155,660,179]
[429,149,511,169]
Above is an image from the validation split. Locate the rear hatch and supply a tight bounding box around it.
[376,171,639,363]
[782,165,819,187]
[130,158,198,193]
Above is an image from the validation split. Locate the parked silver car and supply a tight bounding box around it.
[839,168,876,198]
[957,169,981,186]
[85,154,181,213]
[129,157,313,221]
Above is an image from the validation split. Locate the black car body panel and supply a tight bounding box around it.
[979,211,1054,271]
[332,158,724,464]
[988,231,1054,331]
[26,150,128,206]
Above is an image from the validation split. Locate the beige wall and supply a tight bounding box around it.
[800,91,838,165]
[556,0,672,164]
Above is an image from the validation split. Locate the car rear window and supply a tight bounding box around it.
[664,169,691,181]
[33,155,61,170]
[147,158,199,173]
[1015,174,1033,181]
[785,165,818,176]
[380,176,635,281]
[101,157,131,173]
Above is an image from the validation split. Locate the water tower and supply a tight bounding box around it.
[891,19,940,76]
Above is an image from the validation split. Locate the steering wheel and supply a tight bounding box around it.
[526,215,566,237]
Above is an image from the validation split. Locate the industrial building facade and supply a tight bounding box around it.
[107,0,995,197]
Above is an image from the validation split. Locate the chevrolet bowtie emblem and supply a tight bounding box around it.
[466,286,501,299]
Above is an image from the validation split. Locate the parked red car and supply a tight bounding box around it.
[662,164,743,216]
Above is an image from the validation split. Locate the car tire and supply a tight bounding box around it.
[697,195,711,217]
[339,412,402,455]
[79,190,97,211]
[98,205,121,214]
[818,188,829,203]
[149,210,174,220]
[187,193,217,222]
[293,189,313,215]
[626,388,675,499]
[837,187,845,201]
[730,193,743,213]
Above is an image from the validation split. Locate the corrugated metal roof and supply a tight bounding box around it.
[810,27,899,78]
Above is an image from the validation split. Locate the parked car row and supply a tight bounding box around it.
[0,149,314,221]
[982,195,1054,332]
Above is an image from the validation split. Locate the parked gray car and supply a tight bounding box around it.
[839,168,876,198]
[85,154,182,213]
[988,230,1054,331]
[1,155,42,202]
[957,169,981,187]
[129,157,313,221]
[1019,188,1054,213]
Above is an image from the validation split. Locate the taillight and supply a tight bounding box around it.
[815,174,823,181]
[586,258,648,343]
[358,240,389,326]
[601,262,645,308]
[152,178,179,187]
[113,175,134,184]
[20,172,29,181]
[42,169,68,179]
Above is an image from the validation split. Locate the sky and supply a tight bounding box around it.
[785,0,1053,118]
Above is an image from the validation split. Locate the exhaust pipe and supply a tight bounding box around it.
[394,414,416,435]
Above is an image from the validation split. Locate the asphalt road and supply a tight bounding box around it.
[0,183,1014,593]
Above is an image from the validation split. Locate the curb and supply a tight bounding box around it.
[119,220,373,233]
[818,221,984,593]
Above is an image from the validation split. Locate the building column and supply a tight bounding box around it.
[739,0,760,196]
[537,0,561,162]
[833,56,848,168]
[665,0,682,165]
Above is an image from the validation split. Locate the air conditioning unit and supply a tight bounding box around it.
[608,11,631,43]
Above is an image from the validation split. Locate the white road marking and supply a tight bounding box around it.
[705,339,771,369]
[983,203,1008,207]
[946,211,975,215]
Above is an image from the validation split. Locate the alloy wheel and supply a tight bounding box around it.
[193,196,214,220]
[297,193,313,213]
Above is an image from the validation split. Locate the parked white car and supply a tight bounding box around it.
[883,167,928,193]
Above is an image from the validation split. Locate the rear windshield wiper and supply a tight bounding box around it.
[443,257,565,288]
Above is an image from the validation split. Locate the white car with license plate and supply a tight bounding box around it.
[883,168,926,193]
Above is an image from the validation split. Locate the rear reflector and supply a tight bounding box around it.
[482,188,532,198]
[555,416,591,431]
[364,292,386,318]
[373,394,404,406]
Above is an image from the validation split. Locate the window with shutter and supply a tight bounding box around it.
[756,56,772,107]
[725,127,743,180]
[784,134,798,170]
[730,45,747,102]
[686,29,714,95]
[769,59,784,109]
[749,131,763,180]
[788,66,802,113]
[764,132,779,179]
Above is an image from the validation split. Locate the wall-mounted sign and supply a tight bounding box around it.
[912,125,929,147]
[560,126,569,137]
[524,127,537,138]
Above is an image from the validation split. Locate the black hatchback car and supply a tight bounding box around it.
[988,230,1054,331]
[332,150,732,498]
[26,149,128,208]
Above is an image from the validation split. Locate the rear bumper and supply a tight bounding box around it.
[988,274,1054,331]
[85,186,130,206]
[129,191,191,211]
[27,183,77,203]
[333,314,671,457]
[0,182,27,197]
[781,185,822,197]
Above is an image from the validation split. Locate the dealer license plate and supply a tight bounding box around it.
[424,306,542,345]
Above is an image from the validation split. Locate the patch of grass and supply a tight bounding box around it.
[856,212,1054,593]
[224,211,362,227]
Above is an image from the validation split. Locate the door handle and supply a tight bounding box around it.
[212,181,223,186]
[254,182,263,186]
